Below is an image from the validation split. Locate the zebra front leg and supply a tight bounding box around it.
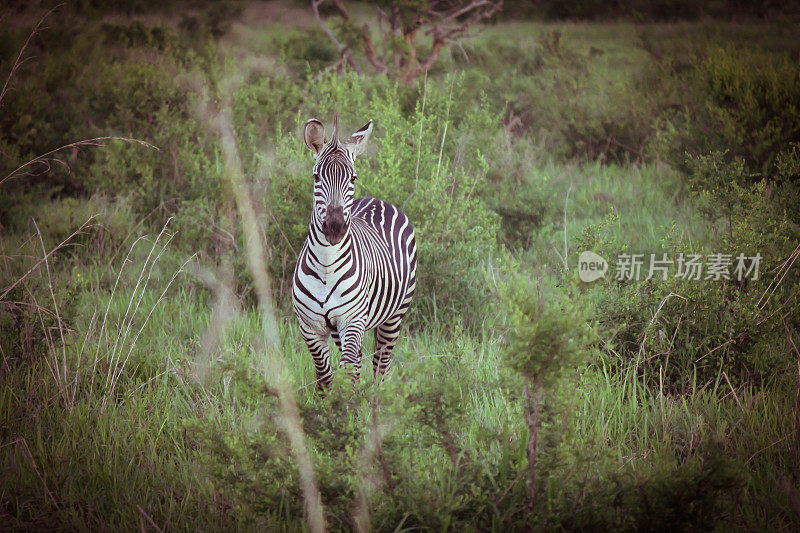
[299,324,333,391]
[338,320,366,384]
[374,314,404,379]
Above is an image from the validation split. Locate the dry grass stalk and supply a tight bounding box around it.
[72,222,195,406]
[89,235,147,399]
[103,225,195,405]
[1,8,157,193]
[0,3,64,107]
[136,504,165,533]
[0,136,159,189]
[192,263,240,386]
[104,222,175,393]
[32,219,69,402]
[757,243,800,311]
[208,101,326,533]
[15,437,59,510]
[0,218,98,303]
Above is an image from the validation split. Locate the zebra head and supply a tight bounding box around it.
[303,115,373,245]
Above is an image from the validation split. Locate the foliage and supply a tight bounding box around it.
[577,156,800,390]
[497,271,592,385]
[659,44,800,177]
[452,28,671,165]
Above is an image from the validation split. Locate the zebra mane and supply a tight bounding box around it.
[317,142,351,163]
[318,115,353,163]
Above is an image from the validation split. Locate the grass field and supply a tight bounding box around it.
[2,1,799,530]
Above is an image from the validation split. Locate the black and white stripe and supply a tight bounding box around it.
[292,117,416,389]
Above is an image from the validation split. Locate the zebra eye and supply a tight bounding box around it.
[313,173,320,184]
[351,174,357,183]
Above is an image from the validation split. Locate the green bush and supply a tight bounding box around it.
[496,270,592,384]
[661,44,800,177]
[464,29,668,165]
[577,158,800,390]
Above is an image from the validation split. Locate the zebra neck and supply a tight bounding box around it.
[307,223,352,274]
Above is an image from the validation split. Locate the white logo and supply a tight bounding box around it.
[578,251,608,282]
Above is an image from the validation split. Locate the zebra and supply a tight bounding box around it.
[292,115,417,390]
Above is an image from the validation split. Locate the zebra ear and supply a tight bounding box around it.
[303,119,325,156]
[345,120,373,158]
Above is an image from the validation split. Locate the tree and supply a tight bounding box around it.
[311,0,503,84]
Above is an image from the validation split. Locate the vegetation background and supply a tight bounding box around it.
[1,0,799,530]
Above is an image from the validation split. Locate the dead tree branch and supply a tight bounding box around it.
[413,0,503,82]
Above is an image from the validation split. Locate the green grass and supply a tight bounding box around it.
[2,154,791,529]
[3,272,794,528]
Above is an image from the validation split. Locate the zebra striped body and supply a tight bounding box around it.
[292,117,416,388]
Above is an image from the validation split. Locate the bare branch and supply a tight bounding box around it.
[312,0,346,52]
[438,0,494,25]
[411,0,502,81]
[362,25,388,73]
[311,0,363,75]
[329,0,351,21]
[376,6,390,22]
[317,0,502,84]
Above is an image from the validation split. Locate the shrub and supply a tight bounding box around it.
[469,29,668,165]
[577,157,800,390]
[661,44,800,178]
[493,265,593,510]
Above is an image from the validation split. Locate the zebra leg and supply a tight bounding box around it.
[338,320,366,384]
[299,324,333,391]
[374,314,405,379]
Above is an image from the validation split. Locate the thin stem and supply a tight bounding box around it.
[1,137,158,189]
[524,377,543,512]
[415,70,428,184]
[0,3,65,107]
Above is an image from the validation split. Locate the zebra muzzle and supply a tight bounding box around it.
[321,204,346,244]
